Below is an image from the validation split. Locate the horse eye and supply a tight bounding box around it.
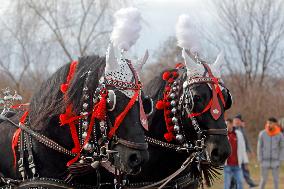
[193,95,202,102]
[107,90,116,111]
[142,96,153,116]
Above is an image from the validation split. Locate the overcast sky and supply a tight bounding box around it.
[134,0,216,56]
[0,0,217,58]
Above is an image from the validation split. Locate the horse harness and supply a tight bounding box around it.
[128,63,231,188]
[0,60,148,188]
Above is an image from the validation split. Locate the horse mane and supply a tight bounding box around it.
[143,74,166,101]
[29,55,106,130]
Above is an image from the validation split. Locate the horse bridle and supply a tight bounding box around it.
[0,60,148,188]
[132,64,230,189]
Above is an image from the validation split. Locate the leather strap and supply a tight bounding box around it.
[204,128,228,136]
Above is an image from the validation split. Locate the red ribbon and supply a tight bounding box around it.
[59,61,82,163]
[108,86,141,139]
[11,111,29,167]
[188,99,213,118]
[67,92,107,166]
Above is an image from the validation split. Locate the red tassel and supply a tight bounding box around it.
[166,118,173,124]
[167,126,174,132]
[172,71,179,78]
[12,128,21,168]
[93,93,107,120]
[155,100,164,110]
[165,86,171,92]
[175,63,184,68]
[162,71,171,81]
[60,84,68,93]
[164,132,174,142]
[165,102,171,108]
[168,78,174,83]
[165,110,171,117]
[59,114,68,125]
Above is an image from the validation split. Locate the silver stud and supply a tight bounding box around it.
[171,108,177,114]
[172,117,178,124]
[172,87,177,91]
[93,98,98,104]
[82,121,88,129]
[80,112,88,117]
[83,94,89,100]
[82,132,87,139]
[83,87,88,91]
[83,103,88,109]
[170,93,176,99]
[176,134,184,142]
[100,126,105,132]
[170,100,176,106]
[174,125,180,132]
[83,143,94,151]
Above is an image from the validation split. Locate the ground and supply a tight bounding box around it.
[208,158,284,189]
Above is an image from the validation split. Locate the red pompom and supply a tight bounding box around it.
[168,78,174,83]
[175,63,184,68]
[155,100,164,110]
[162,71,171,81]
[165,86,171,92]
[164,132,174,142]
[166,118,173,124]
[172,71,179,78]
[165,102,171,108]
[60,84,68,93]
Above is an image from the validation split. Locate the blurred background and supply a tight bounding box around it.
[0,0,284,187]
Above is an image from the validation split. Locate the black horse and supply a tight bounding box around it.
[0,55,149,188]
[128,50,232,188]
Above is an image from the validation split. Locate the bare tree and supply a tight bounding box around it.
[0,0,131,98]
[25,0,129,61]
[212,0,284,90]
[0,1,50,94]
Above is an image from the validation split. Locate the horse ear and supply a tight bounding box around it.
[134,50,149,72]
[213,51,224,69]
[182,48,202,72]
[141,50,149,66]
[105,43,119,72]
[211,51,224,78]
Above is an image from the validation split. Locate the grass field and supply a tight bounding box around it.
[207,158,284,189]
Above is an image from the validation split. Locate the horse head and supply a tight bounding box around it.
[102,43,149,174]
[170,14,231,167]
[178,49,232,166]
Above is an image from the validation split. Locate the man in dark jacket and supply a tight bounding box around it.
[257,117,284,189]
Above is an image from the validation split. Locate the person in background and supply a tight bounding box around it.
[224,118,248,189]
[278,117,284,134]
[257,117,284,189]
[233,114,258,188]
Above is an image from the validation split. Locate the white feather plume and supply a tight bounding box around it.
[111,7,142,51]
[176,14,200,53]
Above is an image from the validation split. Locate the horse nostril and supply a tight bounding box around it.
[210,148,220,162]
[128,153,142,168]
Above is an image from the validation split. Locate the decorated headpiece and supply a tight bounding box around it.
[105,7,149,99]
[175,14,227,121]
[176,14,224,79]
